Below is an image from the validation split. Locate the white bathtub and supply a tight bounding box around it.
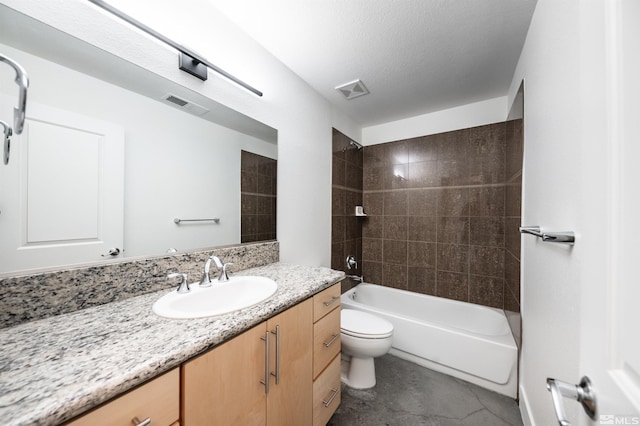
[341,283,518,398]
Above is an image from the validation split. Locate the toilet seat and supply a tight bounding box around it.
[341,309,393,339]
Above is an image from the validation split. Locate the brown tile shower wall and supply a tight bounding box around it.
[361,123,514,309]
[241,151,277,243]
[504,119,523,312]
[331,129,363,285]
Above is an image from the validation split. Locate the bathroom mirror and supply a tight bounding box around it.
[0,4,277,275]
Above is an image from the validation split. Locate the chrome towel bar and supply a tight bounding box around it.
[520,225,575,245]
[174,217,220,224]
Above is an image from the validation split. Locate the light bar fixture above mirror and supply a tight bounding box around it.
[87,0,263,97]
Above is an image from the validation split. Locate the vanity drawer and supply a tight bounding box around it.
[313,307,341,379]
[313,282,341,322]
[313,354,341,426]
[66,367,179,426]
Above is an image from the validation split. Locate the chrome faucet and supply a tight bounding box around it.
[200,256,234,287]
[199,256,219,287]
[168,272,190,294]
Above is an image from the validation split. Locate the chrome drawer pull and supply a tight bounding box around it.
[260,331,270,394]
[322,388,339,407]
[131,417,151,426]
[270,325,281,385]
[323,333,339,348]
[323,296,340,307]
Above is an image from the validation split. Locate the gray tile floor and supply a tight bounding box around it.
[328,354,523,426]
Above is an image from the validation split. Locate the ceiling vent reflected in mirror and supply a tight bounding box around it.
[162,93,209,116]
[335,79,369,100]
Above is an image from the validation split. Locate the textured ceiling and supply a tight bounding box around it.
[209,0,537,127]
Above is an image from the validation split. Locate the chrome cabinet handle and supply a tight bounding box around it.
[322,388,339,407]
[270,325,280,385]
[323,333,339,348]
[323,296,340,307]
[546,376,597,426]
[260,331,270,394]
[131,417,151,426]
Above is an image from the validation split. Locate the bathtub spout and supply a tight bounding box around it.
[347,275,363,283]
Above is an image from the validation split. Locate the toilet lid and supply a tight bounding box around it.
[341,309,393,338]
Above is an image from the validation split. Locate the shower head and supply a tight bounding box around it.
[349,140,363,150]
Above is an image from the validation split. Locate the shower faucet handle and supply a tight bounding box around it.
[346,255,358,270]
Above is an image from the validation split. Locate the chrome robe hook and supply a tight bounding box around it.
[0,53,29,134]
[1,120,11,165]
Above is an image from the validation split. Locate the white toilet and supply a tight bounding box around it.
[340,308,394,389]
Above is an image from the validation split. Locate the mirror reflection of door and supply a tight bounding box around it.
[0,96,124,274]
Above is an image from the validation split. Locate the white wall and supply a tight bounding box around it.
[332,108,362,144]
[507,1,610,424]
[1,0,361,267]
[362,96,507,145]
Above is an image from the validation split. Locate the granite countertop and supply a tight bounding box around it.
[0,262,344,426]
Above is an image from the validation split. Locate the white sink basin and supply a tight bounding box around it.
[153,276,278,319]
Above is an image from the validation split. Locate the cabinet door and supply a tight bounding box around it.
[67,368,179,426]
[266,299,313,426]
[182,323,268,426]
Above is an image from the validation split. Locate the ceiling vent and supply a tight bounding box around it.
[335,79,369,100]
[161,94,209,116]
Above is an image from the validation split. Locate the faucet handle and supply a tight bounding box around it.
[218,262,234,282]
[168,272,190,294]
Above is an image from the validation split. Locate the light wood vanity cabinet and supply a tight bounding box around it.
[66,283,341,426]
[312,283,342,425]
[182,298,313,425]
[66,367,180,426]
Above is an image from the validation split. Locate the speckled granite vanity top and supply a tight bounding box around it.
[0,262,344,426]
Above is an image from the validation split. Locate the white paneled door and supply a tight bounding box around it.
[587,0,640,422]
[0,96,124,273]
[570,1,640,425]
